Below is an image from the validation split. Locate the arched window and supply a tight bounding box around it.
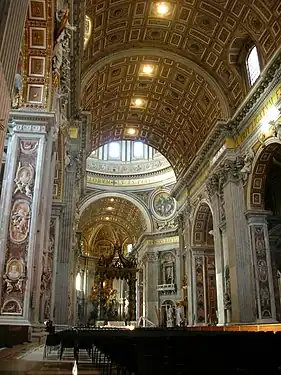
[108,142,121,160]
[246,46,261,86]
[133,142,144,159]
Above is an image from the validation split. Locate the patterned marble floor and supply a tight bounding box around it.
[0,344,102,374]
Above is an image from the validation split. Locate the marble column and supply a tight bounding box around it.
[246,211,276,322]
[206,179,226,325]
[145,253,158,325]
[54,129,82,326]
[0,111,56,326]
[222,160,255,323]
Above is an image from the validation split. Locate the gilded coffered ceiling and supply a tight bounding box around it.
[82,0,281,177]
[78,196,147,246]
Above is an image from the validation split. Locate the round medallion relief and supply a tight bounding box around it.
[151,190,176,220]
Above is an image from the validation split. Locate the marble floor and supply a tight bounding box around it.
[0,344,102,374]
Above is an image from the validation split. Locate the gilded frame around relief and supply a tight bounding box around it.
[28,0,46,20]
[27,84,44,103]
[28,56,46,77]
[29,27,46,49]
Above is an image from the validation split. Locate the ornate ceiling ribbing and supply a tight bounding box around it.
[78,196,147,245]
[82,0,281,177]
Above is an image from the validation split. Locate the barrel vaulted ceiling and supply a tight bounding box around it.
[78,197,147,246]
[81,0,281,177]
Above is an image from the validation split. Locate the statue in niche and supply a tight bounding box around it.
[10,200,31,243]
[166,306,174,327]
[14,162,34,199]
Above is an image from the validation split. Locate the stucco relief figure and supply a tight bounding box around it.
[14,162,34,199]
[10,200,31,243]
[1,299,22,315]
[3,258,25,295]
[153,192,176,219]
[240,149,255,185]
[254,227,266,256]
[20,140,39,154]
[53,8,76,76]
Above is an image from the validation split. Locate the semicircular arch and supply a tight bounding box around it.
[247,138,281,210]
[78,191,153,233]
[191,200,214,248]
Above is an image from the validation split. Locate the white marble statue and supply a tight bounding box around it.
[166,306,174,327]
[240,149,255,184]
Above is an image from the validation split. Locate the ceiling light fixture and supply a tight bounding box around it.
[110,198,114,202]
[106,207,114,211]
[127,128,136,135]
[156,2,170,16]
[135,98,144,107]
[142,65,154,74]
[105,217,110,220]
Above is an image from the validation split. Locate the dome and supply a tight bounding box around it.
[86,140,176,190]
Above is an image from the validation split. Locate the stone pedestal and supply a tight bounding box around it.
[0,112,56,328]
[246,211,276,322]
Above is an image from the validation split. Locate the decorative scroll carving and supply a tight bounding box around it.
[206,174,219,198]
[240,149,255,186]
[1,299,23,315]
[14,162,34,199]
[10,200,31,243]
[156,218,178,231]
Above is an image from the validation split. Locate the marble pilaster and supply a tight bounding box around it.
[54,127,82,326]
[246,211,276,322]
[206,182,226,325]
[0,112,56,326]
[145,252,158,325]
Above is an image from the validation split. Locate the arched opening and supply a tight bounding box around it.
[161,299,175,327]
[191,202,217,325]
[76,196,147,326]
[249,142,281,321]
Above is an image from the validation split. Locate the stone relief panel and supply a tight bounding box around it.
[1,138,38,316]
[14,162,34,199]
[150,190,176,221]
[250,225,272,319]
[10,200,31,243]
[195,255,205,323]
[39,217,56,322]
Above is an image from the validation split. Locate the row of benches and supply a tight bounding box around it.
[44,327,281,374]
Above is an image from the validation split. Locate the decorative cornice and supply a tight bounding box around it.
[172,50,281,200]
